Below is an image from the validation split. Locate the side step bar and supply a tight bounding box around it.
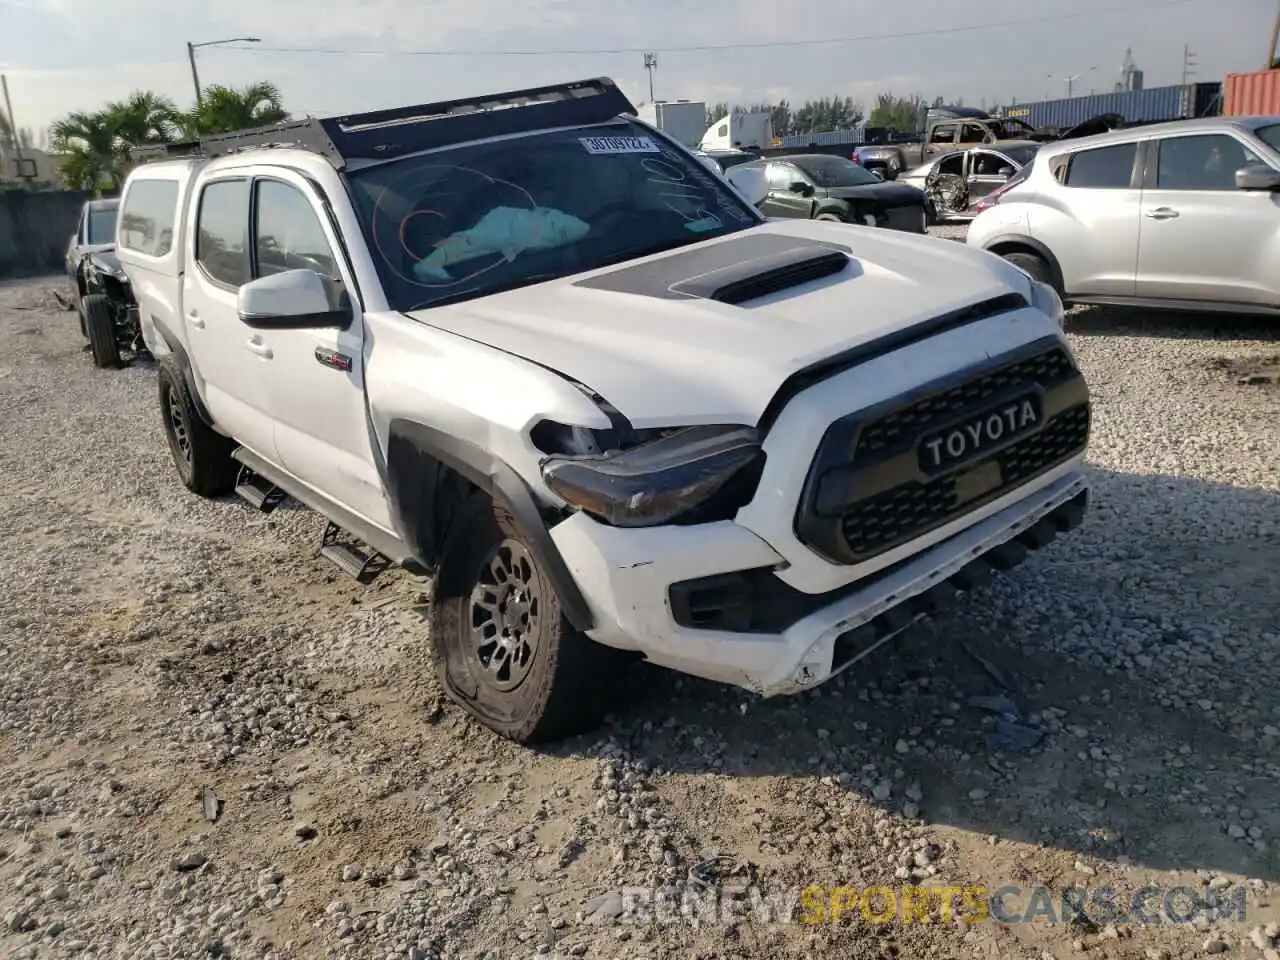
[319,522,391,583]
[230,447,420,582]
[234,465,287,513]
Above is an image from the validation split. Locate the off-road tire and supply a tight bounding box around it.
[430,494,625,744]
[1003,251,1053,287]
[157,356,238,497]
[82,294,121,369]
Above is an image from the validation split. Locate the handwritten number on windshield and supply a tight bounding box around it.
[642,153,725,229]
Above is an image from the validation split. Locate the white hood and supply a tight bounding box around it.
[406,220,1034,428]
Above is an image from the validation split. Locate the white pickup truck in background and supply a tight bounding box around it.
[115,77,1091,744]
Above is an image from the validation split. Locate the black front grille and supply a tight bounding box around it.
[793,339,1090,566]
[854,348,1075,461]
[839,403,1090,562]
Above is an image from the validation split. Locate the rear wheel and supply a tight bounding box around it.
[157,356,238,497]
[82,294,121,369]
[429,495,626,743]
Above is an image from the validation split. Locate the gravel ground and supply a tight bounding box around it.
[1,257,1278,960]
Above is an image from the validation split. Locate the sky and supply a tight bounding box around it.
[1,0,1276,140]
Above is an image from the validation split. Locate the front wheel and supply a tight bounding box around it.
[1002,251,1053,287]
[157,356,238,497]
[429,496,626,743]
[82,294,121,369]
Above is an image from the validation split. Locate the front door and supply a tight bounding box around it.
[759,162,815,218]
[248,174,393,530]
[965,150,1014,211]
[926,123,958,158]
[180,176,280,461]
[1135,132,1280,305]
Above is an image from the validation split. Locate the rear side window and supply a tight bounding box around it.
[119,179,179,256]
[196,179,251,287]
[1064,143,1137,189]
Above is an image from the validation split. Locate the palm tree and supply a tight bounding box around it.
[179,82,290,137]
[103,90,179,182]
[49,110,119,193]
[105,91,179,147]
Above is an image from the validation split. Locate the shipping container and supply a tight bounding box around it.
[1223,69,1280,117]
[995,82,1220,130]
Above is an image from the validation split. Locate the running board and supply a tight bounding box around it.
[234,465,287,513]
[319,522,390,583]
[229,447,417,574]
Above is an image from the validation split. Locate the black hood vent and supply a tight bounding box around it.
[574,232,853,303]
[672,247,849,305]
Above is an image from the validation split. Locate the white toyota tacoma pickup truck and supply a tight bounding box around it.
[115,78,1091,744]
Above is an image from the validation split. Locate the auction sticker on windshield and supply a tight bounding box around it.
[579,136,661,154]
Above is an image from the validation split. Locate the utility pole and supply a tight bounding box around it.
[0,74,27,179]
[1268,0,1280,69]
[642,52,657,103]
[1181,44,1197,85]
[186,37,261,104]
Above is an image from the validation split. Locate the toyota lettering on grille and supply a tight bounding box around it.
[918,395,1042,472]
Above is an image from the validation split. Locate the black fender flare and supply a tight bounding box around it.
[980,234,1066,295]
[384,419,594,632]
[152,322,217,428]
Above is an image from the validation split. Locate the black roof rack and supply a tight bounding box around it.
[129,141,203,162]
[129,77,636,170]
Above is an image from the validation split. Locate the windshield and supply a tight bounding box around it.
[1000,145,1039,167]
[87,208,117,245]
[345,120,761,311]
[792,155,883,187]
[1254,123,1280,154]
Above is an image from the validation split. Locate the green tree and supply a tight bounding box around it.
[49,110,120,193]
[792,96,862,135]
[178,82,289,137]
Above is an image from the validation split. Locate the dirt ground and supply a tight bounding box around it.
[0,272,1278,960]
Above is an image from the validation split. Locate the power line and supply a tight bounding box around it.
[212,0,1215,58]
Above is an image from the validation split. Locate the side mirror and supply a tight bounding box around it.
[1236,163,1280,191]
[725,166,769,207]
[997,166,1015,178]
[237,269,350,329]
[790,181,814,196]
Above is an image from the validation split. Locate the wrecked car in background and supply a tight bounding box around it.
[853,108,1124,178]
[898,140,1040,224]
[62,197,149,369]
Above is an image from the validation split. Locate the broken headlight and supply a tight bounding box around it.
[539,424,765,528]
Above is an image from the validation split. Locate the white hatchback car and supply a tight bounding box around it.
[967,116,1280,316]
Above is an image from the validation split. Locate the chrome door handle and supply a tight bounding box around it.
[1145,207,1179,220]
[245,338,273,360]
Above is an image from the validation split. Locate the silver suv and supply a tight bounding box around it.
[966,116,1280,316]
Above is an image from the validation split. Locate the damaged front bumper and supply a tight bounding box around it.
[550,469,1088,696]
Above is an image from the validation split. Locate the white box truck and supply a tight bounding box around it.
[635,100,707,148]
[700,111,774,152]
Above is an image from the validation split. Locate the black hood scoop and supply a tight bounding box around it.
[574,232,852,304]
